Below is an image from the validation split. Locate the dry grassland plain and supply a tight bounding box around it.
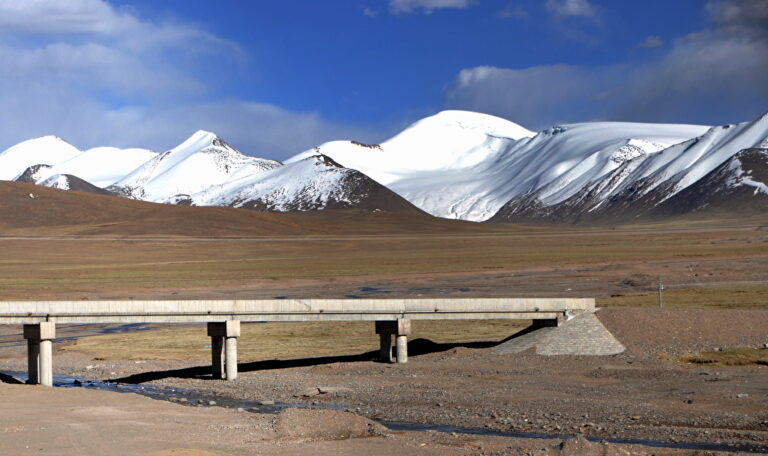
[0,182,766,361]
[1,216,766,303]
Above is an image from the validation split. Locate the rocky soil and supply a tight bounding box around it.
[2,307,766,455]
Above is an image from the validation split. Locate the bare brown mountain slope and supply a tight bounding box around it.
[0,181,505,237]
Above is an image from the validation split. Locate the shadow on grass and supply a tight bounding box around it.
[0,372,24,384]
[109,335,522,384]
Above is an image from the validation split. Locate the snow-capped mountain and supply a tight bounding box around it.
[30,146,157,187]
[1,109,766,223]
[108,131,281,202]
[492,113,768,223]
[289,110,710,221]
[0,136,81,181]
[1,136,157,188]
[181,153,424,213]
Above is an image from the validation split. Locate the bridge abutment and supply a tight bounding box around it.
[23,322,55,386]
[375,319,411,363]
[207,320,240,381]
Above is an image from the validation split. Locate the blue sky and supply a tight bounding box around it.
[0,0,766,159]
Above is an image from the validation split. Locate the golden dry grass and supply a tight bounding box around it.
[597,285,768,309]
[1,221,766,300]
[678,347,768,366]
[60,320,528,361]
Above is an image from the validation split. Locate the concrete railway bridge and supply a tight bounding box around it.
[0,298,595,386]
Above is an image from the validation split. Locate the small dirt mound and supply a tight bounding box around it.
[274,408,387,442]
[557,437,631,456]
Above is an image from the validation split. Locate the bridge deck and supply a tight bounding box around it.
[0,298,594,324]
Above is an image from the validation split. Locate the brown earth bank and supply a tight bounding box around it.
[1,308,767,455]
[1,383,738,456]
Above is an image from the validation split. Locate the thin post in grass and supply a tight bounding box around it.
[658,278,664,309]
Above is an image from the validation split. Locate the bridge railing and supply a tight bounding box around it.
[0,298,594,324]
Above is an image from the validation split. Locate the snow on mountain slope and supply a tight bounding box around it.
[288,110,708,221]
[183,153,423,213]
[492,113,768,223]
[29,147,158,187]
[649,148,768,217]
[109,130,281,202]
[39,174,71,191]
[615,112,768,201]
[0,136,81,180]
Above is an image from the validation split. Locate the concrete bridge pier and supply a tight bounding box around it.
[207,320,240,381]
[23,322,55,386]
[375,319,411,363]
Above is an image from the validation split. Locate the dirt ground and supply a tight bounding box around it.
[1,308,767,455]
[1,382,735,456]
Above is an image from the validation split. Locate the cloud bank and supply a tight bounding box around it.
[0,0,374,159]
[445,0,768,128]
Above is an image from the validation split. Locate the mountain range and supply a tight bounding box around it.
[1,110,766,223]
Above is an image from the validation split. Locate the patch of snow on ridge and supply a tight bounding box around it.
[610,139,669,164]
[726,156,768,196]
[38,174,70,191]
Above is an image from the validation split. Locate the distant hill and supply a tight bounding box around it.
[0,181,486,237]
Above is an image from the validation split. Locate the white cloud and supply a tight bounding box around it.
[444,64,618,128]
[444,0,768,127]
[389,0,475,15]
[0,83,380,160]
[0,0,136,34]
[0,0,376,161]
[705,0,768,27]
[0,0,236,99]
[636,35,664,49]
[498,2,528,19]
[545,0,597,18]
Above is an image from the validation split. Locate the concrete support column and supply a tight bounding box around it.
[210,335,225,379]
[375,319,411,364]
[396,335,408,364]
[378,333,392,363]
[26,340,40,384]
[225,336,238,381]
[207,320,240,381]
[23,322,55,386]
[39,339,53,386]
